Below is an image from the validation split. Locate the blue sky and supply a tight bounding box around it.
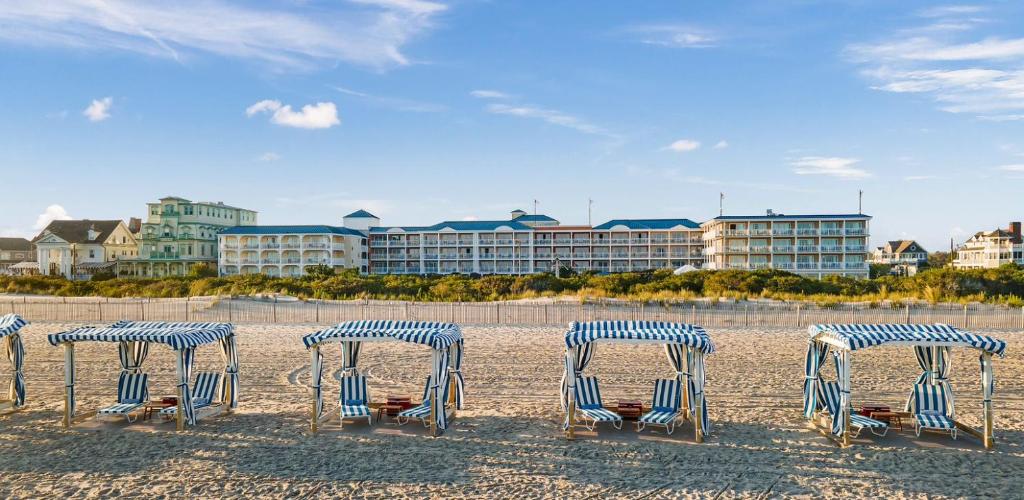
[1,1,1023,250]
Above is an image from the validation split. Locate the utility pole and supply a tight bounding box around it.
[533,199,538,215]
[588,198,593,226]
[858,190,863,214]
[719,192,724,216]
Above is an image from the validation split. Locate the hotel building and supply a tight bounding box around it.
[367,209,704,275]
[953,222,1023,269]
[701,211,871,278]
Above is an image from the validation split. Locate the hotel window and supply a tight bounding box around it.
[184,205,193,215]
[151,206,158,215]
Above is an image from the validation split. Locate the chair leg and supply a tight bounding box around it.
[636,421,645,432]
[612,419,623,430]
[666,420,674,435]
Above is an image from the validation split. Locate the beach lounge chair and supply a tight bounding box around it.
[910,383,956,440]
[397,377,448,427]
[637,379,682,434]
[817,380,889,437]
[573,376,623,431]
[340,375,372,427]
[97,373,149,423]
[160,372,222,419]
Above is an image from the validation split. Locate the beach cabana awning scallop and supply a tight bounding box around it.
[564,320,715,354]
[0,314,28,338]
[48,324,233,350]
[808,323,1006,356]
[302,320,462,350]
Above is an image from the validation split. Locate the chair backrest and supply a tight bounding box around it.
[651,378,681,412]
[574,376,604,410]
[341,375,369,406]
[193,372,222,405]
[911,383,948,416]
[118,373,149,404]
[816,380,841,416]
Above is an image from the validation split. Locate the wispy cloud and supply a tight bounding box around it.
[485,103,614,138]
[470,89,511,99]
[663,139,701,152]
[997,164,1024,172]
[258,152,281,162]
[846,5,1024,118]
[713,140,729,150]
[246,100,340,129]
[625,24,717,48]
[790,156,871,180]
[332,85,446,112]
[0,0,447,70]
[904,175,938,181]
[83,97,112,122]
[35,204,72,230]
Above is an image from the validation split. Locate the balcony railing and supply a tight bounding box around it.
[820,229,843,236]
[479,240,495,246]
[797,246,818,252]
[723,230,748,236]
[610,239,629,244]
[821,262,842,269]
[305,243,329,249]
[774,262,795,269]
[845,262,867,269]
[845,229,866,236]
[440,241,457,246]
[371,241,387,247]
[284,258,301,263]
[749,246,770,253]
[797,262,818,269]
[749,229,771,236]
[263,243,280,249]
[796,229,818,236]
[820,246,843,253]
[772,229,794,236]
[726,246,748,253]
[845,246,867,252]
[772,246,794,252]
[282,243,301,249]
[242,243,259,249]
[573,239,591,244]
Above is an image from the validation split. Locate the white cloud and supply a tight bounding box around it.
[664,139,700,152]
[83,97,112,122]
[258,152,281,162]
[332,85,446,113]
[470,90,511,99]
[997,164,1024,172]
[34,204,72,230]
[904,175,937,181]
[713,140,728,149]
[627,25,717,48]
[485,103,613,137]
[791,156,871,179]
[919,5,987,18]
[0,0,447,70]
[246,100,340,129]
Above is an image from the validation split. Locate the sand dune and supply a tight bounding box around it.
[0,323,1021,498]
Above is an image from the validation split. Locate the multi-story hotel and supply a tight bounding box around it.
[367,209,704,275]
[119,196,258,277]
[953,222,1023,269]
[701,211,871,278]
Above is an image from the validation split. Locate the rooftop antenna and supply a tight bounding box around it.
[858,189,863,215]
[588,198,593,226]
[533,199,538,216]
[719,192,724,216]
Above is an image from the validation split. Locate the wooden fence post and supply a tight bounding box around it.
[272,296,277,323]
[315,300,320,323]
[796,304,802,327]
[904,304,911,323]
[228,299,232,323]
[185,297,190,321]
[744,304,749,327]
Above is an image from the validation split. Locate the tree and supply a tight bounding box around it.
[187,263,218,278]
[928,251,951,269]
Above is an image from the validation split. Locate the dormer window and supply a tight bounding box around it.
[87,226,100,241]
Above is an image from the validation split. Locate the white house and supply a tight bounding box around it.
[32,220,137,279]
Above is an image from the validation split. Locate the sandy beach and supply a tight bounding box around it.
[0,322,1021,498]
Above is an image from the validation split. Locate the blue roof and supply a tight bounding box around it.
[513,214,558,222]
[592,218,701,230]
[711,214,871,221]
[219,225,366,237]
[344,209,378,219]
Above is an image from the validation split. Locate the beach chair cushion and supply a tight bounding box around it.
[574,376,622,423]
[398,405,432,419]
[911,383,949,415]
[161,372,222,416]
[578,407,622,422]
[639,379,682,425]
[342,405,371,418]
[117,373,150,404]
[639,409,678,425]
[851,414,890,429]
[916,411,955,430]
[98,402,144,415]
[339,375,371,419]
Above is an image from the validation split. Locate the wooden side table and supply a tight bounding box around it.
[143,400,175,421]
[869,411,907,432]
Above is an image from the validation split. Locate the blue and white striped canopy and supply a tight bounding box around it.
[809,323,1006,356]
[0,314,27,338]
[110,320,232,330]
[303,320,462,350]
[48,322,233,350]
[565,320,715,354]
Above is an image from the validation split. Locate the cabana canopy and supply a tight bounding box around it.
[0,314,27,409]
[562,320,714,441]
[48,321,239,430]
[303,320,465,435]
[804,323,1005,448]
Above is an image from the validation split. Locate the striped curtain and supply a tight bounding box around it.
[219,335,240,408]
[431,348,451,430]
[802,341,830,418]
[831,350,851,437]
[117,340,149,392]
[341,341,361,376]
[66,345,76,417]
[691,350,710,435]
[905,346,954,414]
[980,352,994,436]
[176,347,197,425]
[664,344,689,414]
[310,347,325,420]
[6,334,25,408]
[560,344,594,411]
[450,340,465,409]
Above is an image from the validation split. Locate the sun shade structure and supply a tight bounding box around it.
[47,321,239,430]
[302,320,465,436]
[0,314,28,411]
[561,320,715,441]
[804,323,1006,448]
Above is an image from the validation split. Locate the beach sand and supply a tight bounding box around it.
[0,323,1022,498]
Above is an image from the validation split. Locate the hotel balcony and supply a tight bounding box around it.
[820,246,843,253]
[496,239,514,245]
[305,242,328,249]
[749,245,770,253]
[610,238,629,244]
[148,252,180,259]
[496,253,514,259]
[845,262,867,269]
[284,258,301,264]
[796,229,818,236]
[820,229,843,236]
[774,262,795,270]
[797,246,818,252]
[723,230,748,236]
[593,252,609,258]
[242,243,260,249]
[479,239,495,246]
[845,245,867,252]
[611,252,630,258]
[797,262,819,269]
[749,229,771,236]
[772,229,795,236]
[749,262,771,269]
[223,243,238,250]
[282,243,301,249]
[821,262,843,270]
[440,240,458,246]
[845,228,866,236]
[630,239,649,245]
[262,243,280,249]
[772,246,794,252]
[725,246,748,253]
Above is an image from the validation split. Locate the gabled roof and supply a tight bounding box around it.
[512,214,558,222]
[219,225,365,237]
[344,209,379,219]
[887,240,924,254]
[32,220,123,244]
[0,237,32,251]
[593,218,701,230]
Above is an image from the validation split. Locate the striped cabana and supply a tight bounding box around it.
[302,320,464,436]
[804,323,1006,448]
[561,320,715,442]
[47,321,238,430]
[0,314,28,411]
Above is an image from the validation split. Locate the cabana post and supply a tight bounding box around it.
[804,323,1006,449]
[0,314,28,413]
[48,321,238,430]
[561,321,715,442]
[302,320,464,436]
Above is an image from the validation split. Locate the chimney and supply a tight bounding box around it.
[1010,221,1022,244]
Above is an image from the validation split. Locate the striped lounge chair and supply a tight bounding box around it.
[818,380,889,438]
[637,379,681,434]
[398,377,448,427]
[160,372,222,419]
[97,373,149,423]
[574,376,623,431]
[340,375,372,427]
[910,383,957,440]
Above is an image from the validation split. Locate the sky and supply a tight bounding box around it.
[1,1,1024,251]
